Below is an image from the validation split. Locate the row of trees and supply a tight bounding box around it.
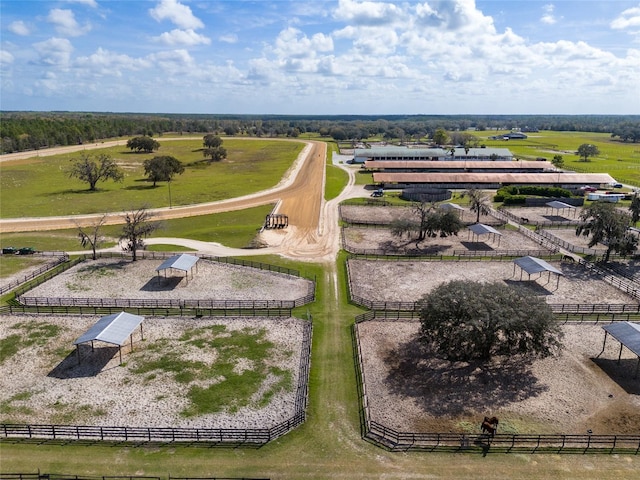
[2,112,638,153]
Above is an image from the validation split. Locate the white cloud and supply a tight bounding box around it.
[611,5,640,29]
[149,0,204,30]
[63,0,98,7]
[334,0,402,26]
[75,48,148,76]
[47,8,91,37]
[540,4,557,25]
[8,21,31,36]
[33,37,74,67]
[219,34,238,44]
[0,49,15,65]
[154,29,211,46]
[148,49,196,74]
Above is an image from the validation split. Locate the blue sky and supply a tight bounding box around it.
[1,0,639,114]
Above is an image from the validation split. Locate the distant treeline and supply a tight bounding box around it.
[1,111,639,154]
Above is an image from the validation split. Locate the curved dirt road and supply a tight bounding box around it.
[1,139,364,262]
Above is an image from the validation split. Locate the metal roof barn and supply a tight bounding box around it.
[467,223,502,245]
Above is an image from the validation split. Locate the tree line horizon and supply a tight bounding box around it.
[1,111,639,154]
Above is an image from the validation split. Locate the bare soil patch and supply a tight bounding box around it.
[0,314,305,429]
[357,321,640,434]
[348,259,637,306]
[25,258,313,302]
[343,226,546,256]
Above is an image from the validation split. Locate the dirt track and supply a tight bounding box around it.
[0,139,357,262]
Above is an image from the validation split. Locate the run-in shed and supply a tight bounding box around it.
[598,321,640,378]
[467,223,502,246]
[73,311,144,365]
[156,254,199,284]
[513,255,564,290]
[546,200,577,218]
[439,202,465,217]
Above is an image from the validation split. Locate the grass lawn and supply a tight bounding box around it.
[325,164,349,200]
[0,204,274,253]
[482,131,640,186]
[0,255,48,278]
[0,138,303,218]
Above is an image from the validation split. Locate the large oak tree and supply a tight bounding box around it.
[68,153,124,191]
[418,280,563,362]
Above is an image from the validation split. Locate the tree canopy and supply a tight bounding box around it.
[576,201,638,262]
[126,136,160,153]
[390,202,464,245]
[67,153,124,191]
[143,155,184,187]
[202,134,227,163]
[465,188,492,223]
[119,207,159,261]
[418,280,563,362]
[576,143,600,162]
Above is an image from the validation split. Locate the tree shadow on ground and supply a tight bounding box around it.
[556,262,599,280]
[383,337,547,416]
[77,260,128,274]
[591,357,640,394]
[124,184,156,191]
[503,279,553,296]
[141,275,183,291]
[460,241,493,251]
[48,345,120,378]
[379,239,450,255]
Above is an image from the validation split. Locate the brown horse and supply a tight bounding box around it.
[481,416,499,437]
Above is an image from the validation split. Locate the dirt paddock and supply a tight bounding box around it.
[357,321,640,434]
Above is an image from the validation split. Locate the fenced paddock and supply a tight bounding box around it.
[353,316,640,453]
[0,317,312,446]
[15,252,315,309]
[0,473,269,480]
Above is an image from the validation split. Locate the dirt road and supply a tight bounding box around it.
[1,139,363,262]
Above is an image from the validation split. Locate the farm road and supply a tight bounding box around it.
[0,139,365,262]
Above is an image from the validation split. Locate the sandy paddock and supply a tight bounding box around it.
[24,258,313,302]
[357,321,640,434]
[348,258,638,306]
[0,314,305,429]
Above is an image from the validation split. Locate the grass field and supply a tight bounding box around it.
[0,138,303,218]
[482,131,640,187]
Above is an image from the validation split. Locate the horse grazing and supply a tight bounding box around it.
[481,416,499,437]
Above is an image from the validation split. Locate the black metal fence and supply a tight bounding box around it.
[0,319,312,446]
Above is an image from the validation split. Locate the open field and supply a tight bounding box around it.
[0,138,303,218]
[482,131,640,186]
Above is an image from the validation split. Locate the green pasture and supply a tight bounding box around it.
[0,138,303,218]
[482,131,640,187]
[0,255,48,278]
[0,204,274,253]
[325,164,349,200]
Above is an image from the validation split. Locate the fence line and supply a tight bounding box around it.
[0,475,268,480]
[0,320,312,446]
[353,318,640,453]
[536,229,598,255]
[11,252,315,310]
[0,253,69,295]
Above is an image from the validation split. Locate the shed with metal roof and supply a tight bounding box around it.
[598,322,640,378]
[513,256,564,290]
[156,254,200,284]
[73,311,145,365]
